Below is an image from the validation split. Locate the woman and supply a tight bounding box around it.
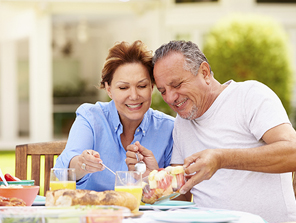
[54,40,174,191]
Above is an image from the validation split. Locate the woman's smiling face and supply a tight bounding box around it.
[105,62,153,125]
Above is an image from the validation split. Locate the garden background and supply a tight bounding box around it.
[0,0,295,196]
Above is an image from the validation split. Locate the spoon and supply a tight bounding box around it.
[135,153,146,174]
[0,168,8,187]
[101,163,116,175]
[86,151,116,175]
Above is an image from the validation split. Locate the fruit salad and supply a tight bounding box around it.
[142,166,186,204]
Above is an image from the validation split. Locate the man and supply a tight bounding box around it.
[152,40,296,223]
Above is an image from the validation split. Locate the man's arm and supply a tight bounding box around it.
[220,123,296,172]
[180,123,296,194]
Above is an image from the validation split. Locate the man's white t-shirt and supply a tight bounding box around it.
[171,80,296,223]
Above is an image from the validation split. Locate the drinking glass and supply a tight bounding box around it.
[50,168,76,190]
[114,171,142,213]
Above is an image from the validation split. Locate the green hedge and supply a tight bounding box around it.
[203,14,293,115]
[151,90,176,117]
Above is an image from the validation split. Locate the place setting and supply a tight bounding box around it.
[0,166,268,223]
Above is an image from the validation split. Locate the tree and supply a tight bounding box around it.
[203,14,293,115]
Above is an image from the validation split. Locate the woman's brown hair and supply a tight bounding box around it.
[100,40,154,89]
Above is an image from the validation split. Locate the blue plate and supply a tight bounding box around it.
[140,200,195,210]
[0,180,34,186]
[32,195,46,206]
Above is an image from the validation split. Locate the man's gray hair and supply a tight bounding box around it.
[152,40,213,76]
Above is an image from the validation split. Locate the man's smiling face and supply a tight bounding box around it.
[153,53,212,120]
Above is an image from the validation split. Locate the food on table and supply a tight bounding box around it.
[0,195,26,206]
[0,205,129,223]
[0,186,40,206]
[142,166,186,204]
[0,185,23,188]
[86,207,125,223]
[165,166,186,191]
[45,189,138,211]
[0,173,21,182]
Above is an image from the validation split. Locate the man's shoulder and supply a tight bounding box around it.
[228,80,270,96]
[237,80,268,89]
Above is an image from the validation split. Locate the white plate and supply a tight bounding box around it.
[150,210,240,222]
[140,200,195,210]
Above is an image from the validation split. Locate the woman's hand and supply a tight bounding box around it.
[125,141,159,177]
[69,150,105,180]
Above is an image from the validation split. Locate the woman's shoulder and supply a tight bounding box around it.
[76,101,112,116]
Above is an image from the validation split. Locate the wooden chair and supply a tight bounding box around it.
[15,141,67,196]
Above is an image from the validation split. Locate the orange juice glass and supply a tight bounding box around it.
[114,171,142,213]
[50,168,76,190]
[49,181,76,190]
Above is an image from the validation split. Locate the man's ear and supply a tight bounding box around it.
[105,82,112,99]
[200,62,212,84]
[200,62,211,78]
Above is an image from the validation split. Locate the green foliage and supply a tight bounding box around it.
[0,151,15,176]
[151,89,176,117]
[203,14,293,114]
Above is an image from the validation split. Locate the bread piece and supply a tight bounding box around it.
[45,189,137,211]
[0,196,26,206]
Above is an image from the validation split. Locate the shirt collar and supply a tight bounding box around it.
[109,100,122,133]
[108,100,150,136]
[137,108,150,136]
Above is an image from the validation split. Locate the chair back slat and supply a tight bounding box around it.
[27,143,65,155]
[15,141,66,196]
[15,144,28,180]
[44,155,55,194]
[31,154,41,187]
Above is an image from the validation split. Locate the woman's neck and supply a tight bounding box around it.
[120,118,142,150]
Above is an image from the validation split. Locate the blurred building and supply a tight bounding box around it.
[0,0,296,149]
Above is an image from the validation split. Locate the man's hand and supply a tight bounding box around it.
[126,141,159,177]
[180,149,221,194]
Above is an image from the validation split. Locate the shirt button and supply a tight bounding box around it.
[115,127,117,130]
[143,130,145,133]
[137,129,139,132]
